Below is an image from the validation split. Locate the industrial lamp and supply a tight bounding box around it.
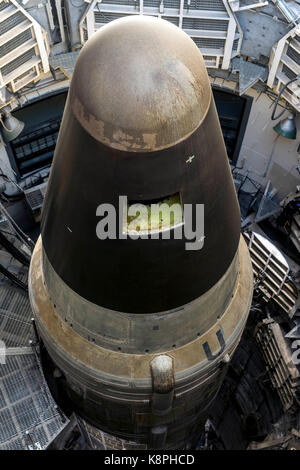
[0,111,24,142]
[273,113,297,140]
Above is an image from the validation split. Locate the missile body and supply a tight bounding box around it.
[29,16,253,449]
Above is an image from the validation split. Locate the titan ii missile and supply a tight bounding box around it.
[29,16,253,450]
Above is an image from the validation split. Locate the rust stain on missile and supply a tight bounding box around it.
[29,236,252,379]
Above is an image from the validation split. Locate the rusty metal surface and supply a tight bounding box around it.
[29,235,252,445]
[70,16,211,152]
[41,244,239,353]
[29,235,252,380]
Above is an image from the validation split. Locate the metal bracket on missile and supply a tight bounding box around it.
[150,355,174,417]
[203,329,226,361]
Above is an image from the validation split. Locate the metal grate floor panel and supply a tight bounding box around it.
[0,352,69,449]
[0,245,69,449]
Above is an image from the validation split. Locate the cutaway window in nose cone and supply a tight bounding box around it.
[124,193,184,235]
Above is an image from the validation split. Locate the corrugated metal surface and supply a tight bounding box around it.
[0,11,24,36]
[183,17,228,31]
[192,37,225,48]
[163,16,179,25]
[282,63,297,81]
[162,0,180,8]
[101,0,137,5]
[286,44,300,66]
[1,47,36,76]
[183,0,226,11]
[233,38,239,51]
[94,11,132,23]
[0,29,32,59]
[243,231,298,314]
[0,1,10,11]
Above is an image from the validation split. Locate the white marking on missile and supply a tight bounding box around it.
[67,226,72,233]
[186,155,195,164]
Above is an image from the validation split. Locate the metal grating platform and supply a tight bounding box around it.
[0,249,31,348]
[0,351,68,450]
[0,237,69,449]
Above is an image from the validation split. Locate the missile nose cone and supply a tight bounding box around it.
[70,16,212,152]
[29,15,253,448]
[40,15,241,314]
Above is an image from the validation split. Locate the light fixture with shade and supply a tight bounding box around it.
[0,111,24,142]
[273,113,297,140]
[271,73,300,140]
